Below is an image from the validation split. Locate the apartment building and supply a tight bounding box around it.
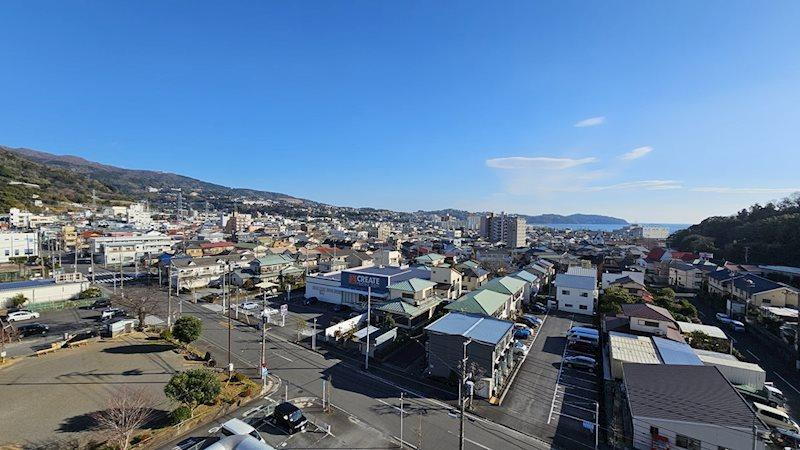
[479,212,526,248]
[89,234,174,265]
[0,231,39,263]
[555,266,598,315]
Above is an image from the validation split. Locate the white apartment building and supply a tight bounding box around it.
[0,231,39,263]
[9,208,56,229]
[126,203,153,229]
[90,234,174,265]
[555,266,598,315]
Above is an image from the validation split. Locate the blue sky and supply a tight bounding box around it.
[1,1,799,223]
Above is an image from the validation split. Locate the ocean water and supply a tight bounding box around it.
[533,223,692,233]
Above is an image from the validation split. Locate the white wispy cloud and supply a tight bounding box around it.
[582,180,682,192]
[574,116,605,128]
[485,156,597,170]
[690,187,800,195]
[619,146,653,161]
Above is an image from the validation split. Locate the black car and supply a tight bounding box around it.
[568,341,597,355]
[303,297,318,306]
[89,299,111,310]
[273,402,307,434]
[16,323,50,337]
[330,304,351,313]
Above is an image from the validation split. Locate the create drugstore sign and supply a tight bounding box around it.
[342,272,386,290]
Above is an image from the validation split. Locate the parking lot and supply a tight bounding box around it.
[479,310,599,449]
[2,307,103,357]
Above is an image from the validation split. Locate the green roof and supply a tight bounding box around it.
[483,276,527,296]
[457,260,480,270]
[388,277,437,293]
[415,253,445,263]
[445,289,509,316]
[256,254,295,266]
[511,270,538,283]
[377,300,424,317]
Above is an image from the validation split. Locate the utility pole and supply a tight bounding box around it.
[400,391,405,449]
[365,286,371,370]
[90,247,95,284]
[459,339,471,450]
[167,263,173,327]
[260,312,267,389]
[226,263,232,376]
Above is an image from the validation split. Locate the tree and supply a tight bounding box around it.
[8,256,28,277]
[78,287,103,299]
[112,288,161,331]
[10,293,27,308]
[685,330,729,353]
[172,316,202,344]
[296,317,308,342]
[601,287,637,305]
[164,369,221,415]
[92,387,155,450]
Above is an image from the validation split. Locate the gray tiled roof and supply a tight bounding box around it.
[623,363,764,430]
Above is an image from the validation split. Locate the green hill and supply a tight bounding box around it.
[0,148,130,212]
[670,194,800,266]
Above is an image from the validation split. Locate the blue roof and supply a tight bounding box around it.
[733,273,784,293]
[555,273,596,290]
[652,337,703,366]
[0,279,57,291]
[425,312,513,345]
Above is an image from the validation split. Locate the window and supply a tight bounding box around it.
[642,320,660,327]
[579,305,588,310]
[564,304,573,308]
[762,298,771,304]
[676,434,700,450]
[561,290,570,295]
[649,426,659,436]
[580,292,588,297]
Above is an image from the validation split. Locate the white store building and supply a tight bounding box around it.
[0,231,39,263]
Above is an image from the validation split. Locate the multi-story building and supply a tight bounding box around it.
[555,266,598,315]
[126,203,153,229]
[0,231,39,263]
[89,234,173,265]
[8,208,55,229]
[479,212,526,248]
[61,225,78,250]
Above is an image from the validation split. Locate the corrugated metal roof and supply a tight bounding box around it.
[0,279,56,290]
[425,312,513,345]
[652,337,703,366]
[676,321,728,340]
[445,289,509,316]
[608,331,661,365]
[555,273,596,290]
[698,354,766,373]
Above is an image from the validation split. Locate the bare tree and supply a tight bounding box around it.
[113,287,162,331]
[92,387,155,450]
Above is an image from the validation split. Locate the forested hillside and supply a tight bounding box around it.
[670,194,800,266]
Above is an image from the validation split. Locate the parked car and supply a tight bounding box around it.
[16,323,49,337]
[330,304,351,313]
[6,310,40,322]
[513,341,529,355]
[303,297,318,306]
[89,298,111,310]
[753,402,800,433]
[716,312,733,324]
[514,328,532,339]
[532,304,547,313]
[729,320,745,332]
[568,341,598,355]
[563,355,597,372]
[100,308,127,321]
[240,301,259,310]
[514,323,532,332]
[521,314,543,327]
[273,402,308,434]
[219,418,267,443]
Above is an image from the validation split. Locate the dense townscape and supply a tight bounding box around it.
[2,175,800,450]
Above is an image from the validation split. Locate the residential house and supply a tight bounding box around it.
[601,270,645,289]
[555,267,598,315]
[415,252,446,267]
[482,276,527,313]
[510,270,540,300]
[429,265,463,299]
[731,273,799,308]
[608,276,652,303]
[388,278,437,303]
[620,303,682,340]
[445,289,514,320]
[456,261,489,291]
[250,254,297,281]
[623,364,767,450]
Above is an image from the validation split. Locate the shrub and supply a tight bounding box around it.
[79,287,103,299]
[11,293,27,308]
[172,316,202,344]
[164,369,222,413]
[168,406,192,425]
[160,329,174,341]
[240,386,254,398]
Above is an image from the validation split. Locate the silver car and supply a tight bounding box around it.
[563,355,597,372]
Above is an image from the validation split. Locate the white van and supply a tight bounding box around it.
[567,326,599,337]
[567,331,599,347]
[220,418,267,444]
[754,403,800,433]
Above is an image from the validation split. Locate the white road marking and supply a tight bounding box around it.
[775,372,800,395]
[445,430,493,450]
[746,350,761,362]
[548,317,573,424]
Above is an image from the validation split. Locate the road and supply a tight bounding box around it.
[171,291,553,450]
[691,298,800,417]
